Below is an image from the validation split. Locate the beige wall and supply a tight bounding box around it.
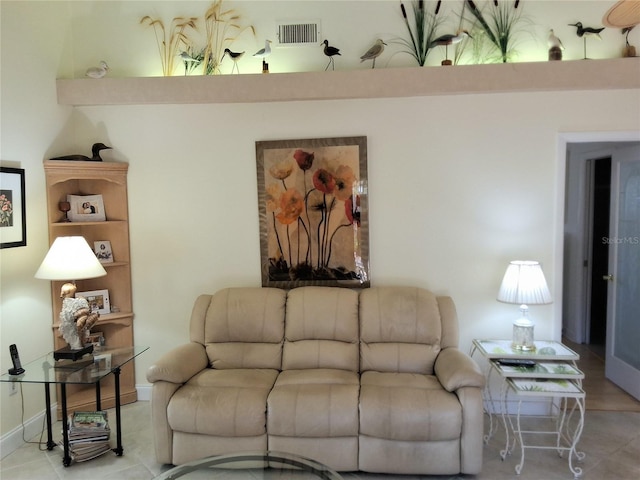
[2,0,639,440]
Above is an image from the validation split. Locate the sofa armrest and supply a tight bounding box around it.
[146,342,208,384]
[434,347,485,392]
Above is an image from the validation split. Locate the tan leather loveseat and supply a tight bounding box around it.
[146,286,485,475]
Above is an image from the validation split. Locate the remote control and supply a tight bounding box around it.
[496,358,535,368]
[8,344,25,375]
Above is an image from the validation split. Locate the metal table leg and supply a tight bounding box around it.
[112,366,123,456]
[60,383,71,467]
[44,383,56,450]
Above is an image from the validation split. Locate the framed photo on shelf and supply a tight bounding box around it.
[94,240,114,263]
[0,167,27,249]
[67,194,106,222]
[255,136,370,289]
[77,289,110,315]
[86,331,105,350]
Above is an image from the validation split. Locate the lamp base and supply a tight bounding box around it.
[53,344,93,361]
[512,323,536,351]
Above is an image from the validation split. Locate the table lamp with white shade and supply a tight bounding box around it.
[497,260,552,351]
[35,236,106,360]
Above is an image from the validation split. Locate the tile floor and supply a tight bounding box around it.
[2,342,639,479]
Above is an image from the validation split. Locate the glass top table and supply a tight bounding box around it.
[0,346,148,466]
[155,451,343,479]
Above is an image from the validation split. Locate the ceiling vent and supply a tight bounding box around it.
[276,21,320,46]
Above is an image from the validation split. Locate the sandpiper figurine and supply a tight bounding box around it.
[569,22,605,59]
[360,39,386,69]
[429,30,472,65]
[222,48,245,74]
[321,40,341,71]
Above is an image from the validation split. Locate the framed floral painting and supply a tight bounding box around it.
[256,136,370,289]
[0,167,26,249]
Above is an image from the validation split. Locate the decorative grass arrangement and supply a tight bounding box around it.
[395,1,444,66]
[466,0,526,63]
[201,0,255,75]
[140,15,198,76]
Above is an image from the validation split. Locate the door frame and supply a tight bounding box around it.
[557,131,640,344]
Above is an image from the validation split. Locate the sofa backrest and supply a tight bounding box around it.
[359,287,459,375]
[282,286,360,372]
[190,287,286,369]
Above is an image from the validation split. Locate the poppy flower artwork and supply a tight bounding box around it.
[256,136,370,288]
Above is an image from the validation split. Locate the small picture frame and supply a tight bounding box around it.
[77,289,110,315]
[67,194,106,222]
[86,331,105,350]
[93,353,112,372]
[94,240,113,263]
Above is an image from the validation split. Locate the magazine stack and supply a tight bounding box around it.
[66,411,111,462]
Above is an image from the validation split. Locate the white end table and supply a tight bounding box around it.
[470,339,586,478]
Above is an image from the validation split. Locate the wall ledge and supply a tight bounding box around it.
[57,58,640,106]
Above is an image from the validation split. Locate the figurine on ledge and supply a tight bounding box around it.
[59,283,99,350]
[50,143,112,162]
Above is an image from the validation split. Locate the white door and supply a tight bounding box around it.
[605,145,640,400]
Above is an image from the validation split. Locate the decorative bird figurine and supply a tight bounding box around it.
[253,39,272,72]
[429,30,471,65]
[547,29,564,61]
[50,143,112,162]
[222,48,245,74]
[569,22,605,59]
[321,39,341,71]
[360,39,387,69]
[85,61,109,79]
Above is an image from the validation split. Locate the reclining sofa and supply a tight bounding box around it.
[146,286,485,475]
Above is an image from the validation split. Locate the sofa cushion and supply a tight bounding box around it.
[283,287,359,372]
[192,288,286,369]
[359,371,462,442]
[268,369,360,437]
[167,368,278,436]
[360,287,443,374]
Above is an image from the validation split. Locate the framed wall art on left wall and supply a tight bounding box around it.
[0,167,26,248]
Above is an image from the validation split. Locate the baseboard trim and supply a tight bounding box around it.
[0,385,151,459]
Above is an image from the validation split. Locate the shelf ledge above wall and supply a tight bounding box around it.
[57,58,640,106]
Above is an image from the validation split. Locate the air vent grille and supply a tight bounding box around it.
[277,22,320,45]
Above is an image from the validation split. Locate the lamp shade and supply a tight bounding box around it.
[497,260,552,305]
[35,236,106,280]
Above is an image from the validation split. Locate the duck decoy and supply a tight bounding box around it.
[85,61,109,79]
[360,39,386,69]
[429,30,471,65]
[50,143,112,162]
[222,48,245,74]
[569,22,605,59]
[321,40,341,71]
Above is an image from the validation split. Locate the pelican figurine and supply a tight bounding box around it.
[50,143,112,162]
[360,39,386,69]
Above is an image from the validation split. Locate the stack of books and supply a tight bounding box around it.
[66,411,111,462]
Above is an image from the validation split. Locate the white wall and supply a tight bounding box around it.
[2,0,639,441]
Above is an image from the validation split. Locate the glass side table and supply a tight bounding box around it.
[0,346,148,467]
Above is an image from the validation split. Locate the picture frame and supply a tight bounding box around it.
[86,331,105,350]
[92,353,112,374]
[0,167,27,249]
[67,194,106,222]
[94,240,114,264]
[256,136,370,289]
[77,289,110,315]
